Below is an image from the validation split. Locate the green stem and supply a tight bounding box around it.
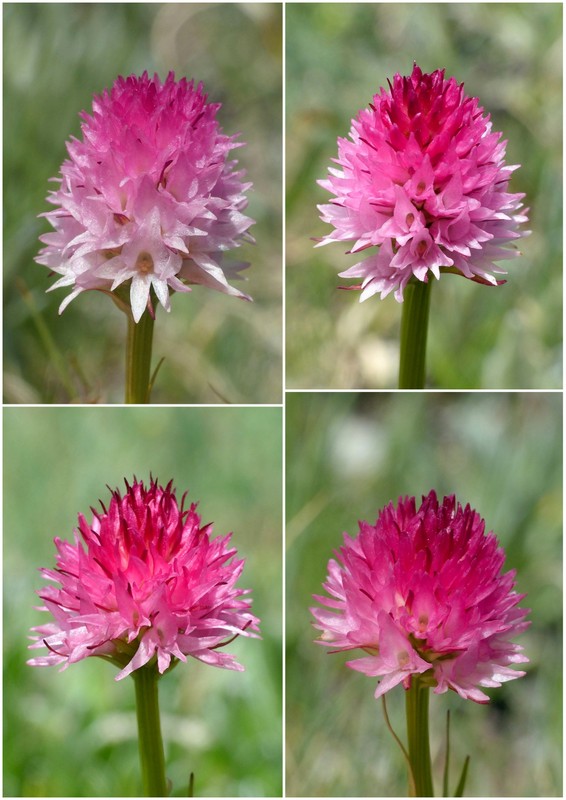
[381,695,415,796]
[398,278,432,388]
[125,310,155,403]
[133,666,168,797]
[405,676,434,796]
[442,710,451,797]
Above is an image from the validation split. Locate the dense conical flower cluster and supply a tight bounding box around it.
[317,64,528,301]
[311,491,529,703]
[36,72,254,322]
[28,478,260,680]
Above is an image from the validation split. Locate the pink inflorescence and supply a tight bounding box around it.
[311,491,529,703]
[317,64,529,301]
[36,72,254,323]
[28,477,260,680]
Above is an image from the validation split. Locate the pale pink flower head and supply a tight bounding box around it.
[317,64,529,301]
[36,72,254,323]
[28,477,260,680]
[311,491,529,703]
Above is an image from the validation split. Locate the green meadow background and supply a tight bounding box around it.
[286,3,562,389]
[4,407,282,796]
[286,392,562,796]
[4,3,282,403]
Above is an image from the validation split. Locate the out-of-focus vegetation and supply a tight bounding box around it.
[4,3,282,403]
[286,392,562,796]
[4,407,282,796]
[286,3,562,389]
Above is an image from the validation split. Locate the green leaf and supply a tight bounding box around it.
[454,755,470,797]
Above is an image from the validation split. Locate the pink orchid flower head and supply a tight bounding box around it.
[28,477,260,680]
[36,72,255,323]
[317,64,529,301]
[311,491,530,703]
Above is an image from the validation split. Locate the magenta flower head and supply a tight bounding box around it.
[317,64,529,301]
[36,72,254,323]
[28,477,260,680]
[311,491,529,704]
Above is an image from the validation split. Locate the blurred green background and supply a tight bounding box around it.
[4,407,282,796]
[286,3,562,389]
[286,392,562,796]
[4,3,282,403]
